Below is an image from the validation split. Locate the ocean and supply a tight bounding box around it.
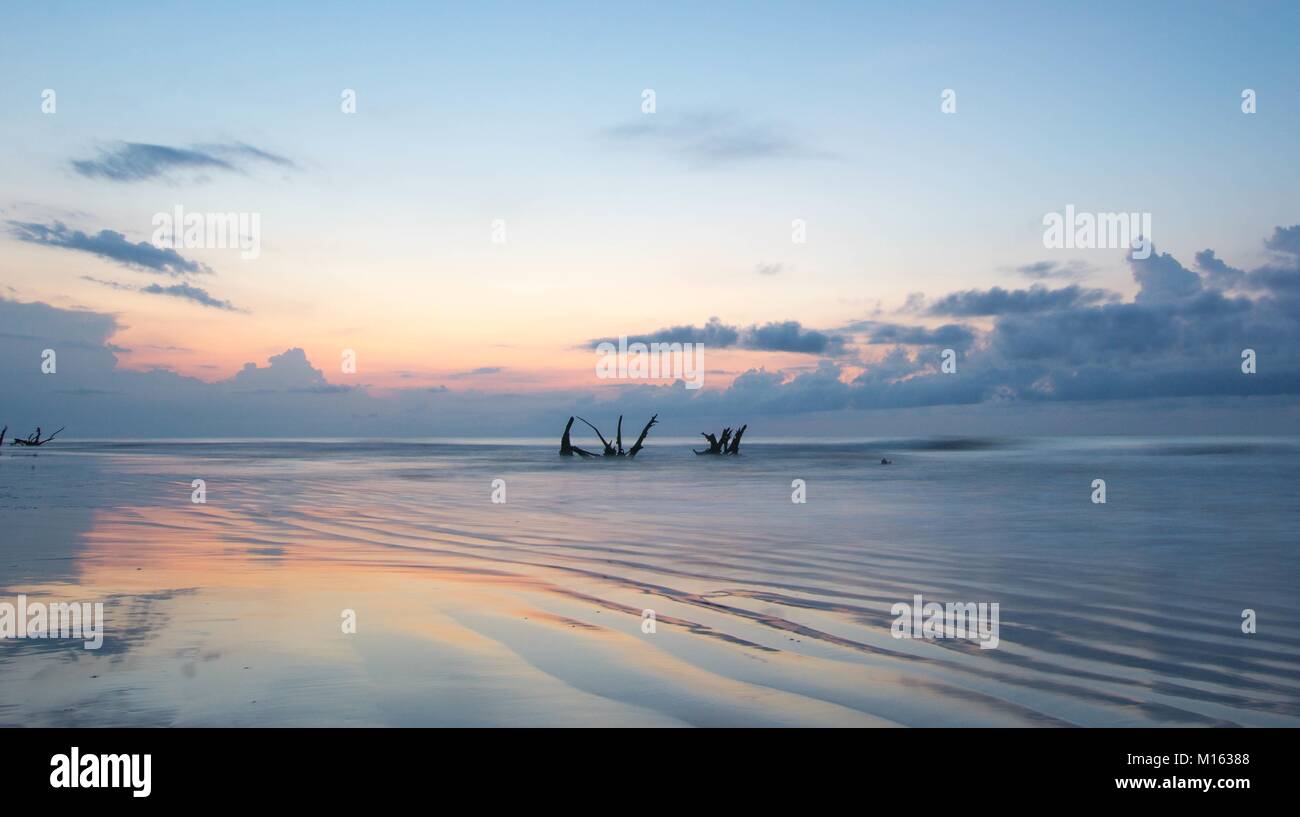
[1,437,1297,726]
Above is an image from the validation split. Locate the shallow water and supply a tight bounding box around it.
[1,437,1298,726]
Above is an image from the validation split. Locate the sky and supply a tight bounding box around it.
[2,1,1299,437]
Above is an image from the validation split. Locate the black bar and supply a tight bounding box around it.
[4,727,1281,803]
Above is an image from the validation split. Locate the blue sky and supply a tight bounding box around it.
[1,1,1299,436]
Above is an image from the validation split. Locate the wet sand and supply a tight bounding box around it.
[2,438,1298,726]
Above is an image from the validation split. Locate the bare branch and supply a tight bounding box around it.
[627,414,658,457]
[560,416,577,455]
[727,424,747,454]
[576,416,616,455]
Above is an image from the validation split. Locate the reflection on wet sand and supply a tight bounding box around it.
[2,440,1298,726]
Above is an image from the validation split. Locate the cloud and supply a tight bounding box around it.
[1013,260,1092,280]
[449,366,504,378]
[1242,228,1300,296]
[81,276,240,311]
[0,296,119,350]
[1195,229,1300,296]
[0,301,371,436]
[591,317,846,355]
[1265,225,1300,257]
[71,141,294,183]
[229,348,332,391]
[850,321,977,349]
[677,225,1300,416]
[725,225,1300,410]
[925,284,1114,316]
[1194,249,1245,288]
[204,141,296,169]
[755,262,784,276]
[139,283,238,311]
[745,321,846,354]
[602,111,835,167]
[3,224,1299,437]
[10,220,211,276]
[897,293,926,314]
[80,275,133,290]
[989,301,1184,363]
[1131,247,1204,303]
[591,317,741,349]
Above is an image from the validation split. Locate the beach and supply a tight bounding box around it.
[2,437,1298,727]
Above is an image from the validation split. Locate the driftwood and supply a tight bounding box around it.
[627,414,657,457]
[559,417,597,457]
[577,416,617,456]
[727,424,747,454]
[11,426,64,447]
[560,414,657,458]
[695,424,747,455]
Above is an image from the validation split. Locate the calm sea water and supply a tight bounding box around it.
[1,437,1298,726]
